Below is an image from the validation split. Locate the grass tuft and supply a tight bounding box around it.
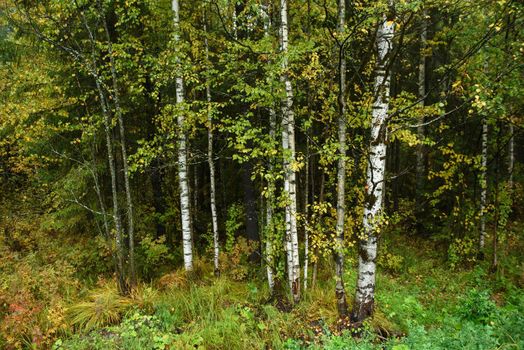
[67,281,131,330]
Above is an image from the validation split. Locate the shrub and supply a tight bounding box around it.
[53,312,174,350]
[457,288,497,324]
[0,241,78,349]
[137,234,173,279]
[225,203,244,252]
[447,237,477,269]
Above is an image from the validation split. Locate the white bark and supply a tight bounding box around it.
[479,115,488,252]
[204,15,220,276]
[353,12,395,322]
[303,136,309,291]
[335,0,348,317]
[266,107,276,293]
[280,0,300,303]
[172,0,193,271]
[416,10,427,208]
[262,2,275,293]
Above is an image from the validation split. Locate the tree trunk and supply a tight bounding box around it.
[479,115,488,255]
[393,139,400,211]
[508,122,514,192]
[151,160,167,240]
[242,161,260,245]
[81,12,127,293]
[335,0,348,318]
[415,9,427,222]
[102,14,136,288]
[303,135,309,291]
[194,163,199,221]
[266,106,277,293]
[492,123,501,272]
[312,172,325,289]
[352,9,395,323]
[280,0,300,304]
[204,14,220,277]
[261,1,275,293]
[172,0,193,271]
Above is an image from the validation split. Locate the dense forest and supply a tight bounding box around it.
[1,0,523,348]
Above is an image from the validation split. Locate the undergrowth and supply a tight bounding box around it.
[1,201,523,349]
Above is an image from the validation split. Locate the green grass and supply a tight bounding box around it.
[53,257,524,350]
[2,220,521,350]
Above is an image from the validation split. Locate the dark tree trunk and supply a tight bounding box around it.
[242,161,260,259]
[151,159,167,241]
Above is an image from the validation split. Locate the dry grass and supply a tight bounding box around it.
[67,281,132,330]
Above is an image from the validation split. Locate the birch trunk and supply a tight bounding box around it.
[303,0,312,293]
[203,16,220,277]
[280,0,300,303]
[479,115,488,254]
[267,106,277,293]
[172,0,193,271]
[303,136,309,291]
[415,10,427,215]
[102,15,136,287]
[208,97,219,277]
[335,0,348,318]
[262,2,275,292]
[492,124,501,271]
[352,11,395,323]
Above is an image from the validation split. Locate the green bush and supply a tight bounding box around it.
[456,288,497,324]
[54,312,173,350]
[137,234,173,279]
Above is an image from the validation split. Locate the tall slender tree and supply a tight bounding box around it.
[262,1,276,293]
[79,7,128,293]
[203,9,220,277]
[508,121,514,190]
[101,11,137,288]
[479,114,488,255]
[415,8,427,223]
[279,0,300,303]
[172,0,193,271]
[334,0,348,318]
[352,4,395,323]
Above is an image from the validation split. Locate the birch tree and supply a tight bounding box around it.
[172,0,193,271]
[479,115,488,254]
[203,11,220,276]
[508,121,514,191]
[415,9,427,218]
[262,1,276,293]
[279,0,300,303]
[266,106,277,293]
[335,0,348,318]
[352,5,395,322]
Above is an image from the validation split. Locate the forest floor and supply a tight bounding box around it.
[0,195,523,349]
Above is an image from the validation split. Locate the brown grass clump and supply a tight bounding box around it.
[67,281,132,330]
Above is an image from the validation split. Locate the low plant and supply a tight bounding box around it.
[67,281,132,331]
